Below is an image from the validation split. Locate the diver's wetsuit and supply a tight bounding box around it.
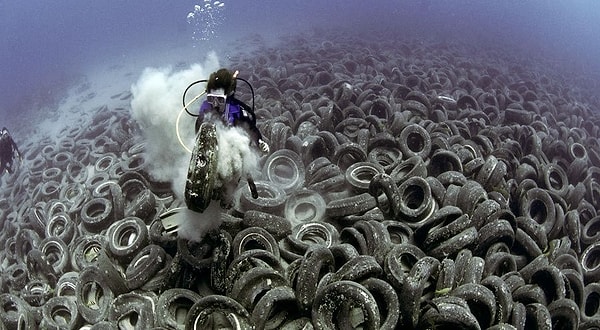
[0,132,20,174]
[195,96,262,145]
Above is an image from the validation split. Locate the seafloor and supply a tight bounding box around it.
[1,30,600,329]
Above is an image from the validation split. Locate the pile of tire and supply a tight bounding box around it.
[1,31,600,329]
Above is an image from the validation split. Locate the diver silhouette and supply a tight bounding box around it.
[0,127,22,175]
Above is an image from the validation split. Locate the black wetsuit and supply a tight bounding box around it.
[0,133,20,174]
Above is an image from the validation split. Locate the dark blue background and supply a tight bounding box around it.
[1,0,599,120]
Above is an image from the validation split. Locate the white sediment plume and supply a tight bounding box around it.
[129,51,219,199]
[211,119,260,189]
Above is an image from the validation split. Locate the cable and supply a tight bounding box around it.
[236,77,256,112]
[182,79,207,116]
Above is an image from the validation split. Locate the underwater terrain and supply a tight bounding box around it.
[2,1,600,329]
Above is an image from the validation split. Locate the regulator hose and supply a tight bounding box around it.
[177,90,206,153]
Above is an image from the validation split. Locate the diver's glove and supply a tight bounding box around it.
[258,139,270,154]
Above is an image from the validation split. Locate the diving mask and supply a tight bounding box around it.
[206,90,227,111]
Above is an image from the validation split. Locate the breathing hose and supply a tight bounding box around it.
[176,91,206,153]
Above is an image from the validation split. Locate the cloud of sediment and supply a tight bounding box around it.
[210,117,261,188]
[129,52,219,198]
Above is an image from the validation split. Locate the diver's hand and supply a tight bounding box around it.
[258,139,270,154]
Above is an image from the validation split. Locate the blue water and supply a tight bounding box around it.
[1,0,600,124]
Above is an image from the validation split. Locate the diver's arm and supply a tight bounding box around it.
[238,102,268,152]
[235,99,262,139]
[236,99,256,122]
[240,110,263,142]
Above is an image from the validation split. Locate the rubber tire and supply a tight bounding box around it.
[185,122,218,213]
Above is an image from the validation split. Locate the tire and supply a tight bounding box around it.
[156,288,202,329]
[107,292,156,328]
[76,266,113,324]
[345,161,385,193]
[0,293,36,329]
[185,295,254,329]
[284,189,327,227]
[69,234,105,272]
[232,226,280,260]
[262,149,305,194]
[239,180,286,215]
[125,244,167,290]
[243,210,292,240]
[185,122,218,213]
[312,280,380,330]
[106,217,149,264]
[41,296,81,329]
[56,271,79,297]
[80,197,113,233]
[39,236,70,275]
[21,280,54,307]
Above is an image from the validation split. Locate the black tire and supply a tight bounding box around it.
[125,188,156,221]
[125,244,167,290]
[156,288,202,329]
[243,210,292,240]
[582,241,600,283]
[107,292,156,328]
[148,216,178,254]
[106,217,149,264]
[80,197,113,233]
[39,236,70,275]
[251,286,299,330]
[262,149,306,194]
[325,192,377,218]
[56,271,79,297]
[185,295,254,329]
[0,293,36,329]
[312,280,380,330]
[21,279,53,307]
[229,267,288,312]
[15,228,41,264]
[76,266,113,324]
[6,262,28,292]
[41,296,81,329]
[232,226,280,260]
[345,161,385,193]
[185,122,218,213]
[69,234,105,272]
[239,180,286,215]
[27,248,59,286]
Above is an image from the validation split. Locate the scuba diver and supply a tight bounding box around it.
[0,127,21,175]
[178,68,268,213]
[160,68,268,238]
[195,68,269,153]
[160,69,270,240]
